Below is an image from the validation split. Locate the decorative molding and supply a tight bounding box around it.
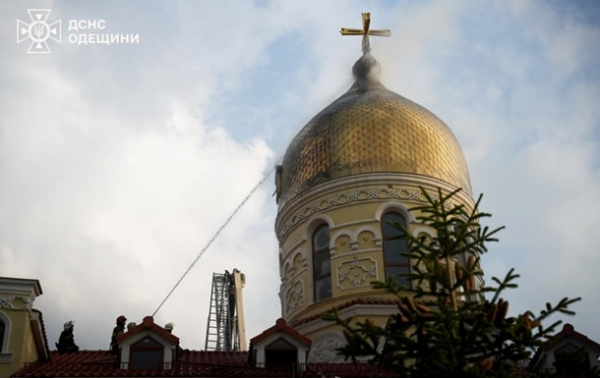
[337,303,399,319]
[302,214,334,243]
[354,225,382,247]
[330,230,354,255]
[416,260,430,290]
[20,296,32,310]
[0,296,15,309]
[337,257,378,290]
[292,252,307,270]
[331,248,381,261]
[332,219,376,230]
[282,267,306,286]
[406,189,422,201]
[412,226,435,238]
[275,173,475,238]
[0,296,29,310]
[282,250,308,285]
[283,239,307,262]
[374,201,416,223]
[284,280,304,316]
[0,353,13,364]
[307,333,347,363]
[295,302,399,336]
[0,278,42,299]
[279,187,453,238]
[0,311,11,354]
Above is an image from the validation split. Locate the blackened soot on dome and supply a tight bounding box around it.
[350,52,383,92]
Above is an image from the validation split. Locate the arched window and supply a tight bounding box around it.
[312,224,331,302]
[381,212,410,287]
[0,318,4,351]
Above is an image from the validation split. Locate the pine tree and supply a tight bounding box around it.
[323,188,580,378]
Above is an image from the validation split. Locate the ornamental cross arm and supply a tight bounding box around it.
[340,12,391,53]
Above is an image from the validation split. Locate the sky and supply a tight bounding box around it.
[1,0,599,352]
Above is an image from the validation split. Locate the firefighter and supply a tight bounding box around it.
[56,320,79,353]
[110,315,127,354]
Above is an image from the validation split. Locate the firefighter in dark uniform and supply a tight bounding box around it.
[110,315,127,354]
[56,321,79,353]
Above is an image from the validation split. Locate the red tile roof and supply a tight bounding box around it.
[14,350,250,377]
[180,350,248,365]
[13,350,397,377]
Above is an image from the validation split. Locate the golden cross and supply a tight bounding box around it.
[340,13,391,54]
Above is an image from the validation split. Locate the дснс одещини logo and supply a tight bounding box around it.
[17,9,62,54]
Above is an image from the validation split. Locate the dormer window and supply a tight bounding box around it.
[130,336,163,370]
[249,318,311,369]
[554,342,591,377]
[265,338,297,368]
[115,316,178,371]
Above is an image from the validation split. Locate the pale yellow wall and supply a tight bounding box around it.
[20,317,40,364]
[0,307,39,378]
[0,278,43,377]
[277,175,475,339]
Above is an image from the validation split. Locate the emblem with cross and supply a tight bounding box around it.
[17,9,62,54]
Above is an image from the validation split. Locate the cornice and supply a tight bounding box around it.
[275,173,475,239]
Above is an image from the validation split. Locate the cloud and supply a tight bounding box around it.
[1,1,281,349]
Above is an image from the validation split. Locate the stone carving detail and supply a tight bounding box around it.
[307,335,347,363]
[283,263,293,280]
[357,230,375,249]
[284,280,304,316]
[346,191,360,202]
[327,195,340,206]
[416,260,430,289]
[405,189,422,201]
[334,234,352,254]
[337,257,377,289]
[366,189,380,199]
[283,253,307,283]
[387,188,401,198]
[0,295,33,311]
[292,253,307,272]
[0,295,15,309]
[280,187,454,237]
[20,296,32,310]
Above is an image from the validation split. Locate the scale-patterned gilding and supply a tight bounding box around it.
[279,69,472,207]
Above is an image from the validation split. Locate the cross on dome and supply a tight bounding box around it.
[340,12,391,54]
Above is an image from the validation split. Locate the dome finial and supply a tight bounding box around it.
[340,12,391,55]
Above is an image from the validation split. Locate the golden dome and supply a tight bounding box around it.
[277,53,472,207]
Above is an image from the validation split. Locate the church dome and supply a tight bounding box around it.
[278,52,472,206]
